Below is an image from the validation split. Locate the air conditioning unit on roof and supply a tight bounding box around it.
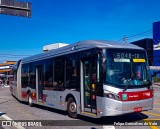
[43,43,68,52]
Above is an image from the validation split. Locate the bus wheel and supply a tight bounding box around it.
[67,97,77,118]
[28,93,33,107]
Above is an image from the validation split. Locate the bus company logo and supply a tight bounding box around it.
[2,121,11,126]
[2,121,42,127]
[122,94,128,100]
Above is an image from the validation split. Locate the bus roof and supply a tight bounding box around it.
[22,40,144,63]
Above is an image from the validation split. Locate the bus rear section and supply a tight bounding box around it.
[10,60,22,101]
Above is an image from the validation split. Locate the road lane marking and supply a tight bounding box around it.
[143,112,160,117]
[144,118,160,120]
[154,100,160,102]
[153,108,160,110]
[1,114,25,129]
[103,125,115,129]
[1,115,12,120]
[143,119,159,129]
[154,102,160,105]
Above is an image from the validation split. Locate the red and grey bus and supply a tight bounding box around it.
[10,40,153,118]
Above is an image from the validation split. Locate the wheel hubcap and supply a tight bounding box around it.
[69,102,76,113]
[29,96,32,104]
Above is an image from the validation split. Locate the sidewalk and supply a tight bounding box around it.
[153,82,160,86]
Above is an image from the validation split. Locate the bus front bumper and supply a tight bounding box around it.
[97,97,153,117]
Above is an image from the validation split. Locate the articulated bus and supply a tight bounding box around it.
[10,40,153,118]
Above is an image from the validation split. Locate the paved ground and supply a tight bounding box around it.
[154,82,160,86]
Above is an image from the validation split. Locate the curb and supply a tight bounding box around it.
[153,83,160,86]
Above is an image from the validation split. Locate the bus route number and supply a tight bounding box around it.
[116,53,140,59]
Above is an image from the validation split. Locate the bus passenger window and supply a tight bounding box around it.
[65,55,80,89]
[54,58,64,89]
[69,67,79,88]
[44,59,53,90]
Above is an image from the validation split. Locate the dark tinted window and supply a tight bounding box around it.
[22,64,29,88]
[65,54,80,89]
[44,59,53,90]
[29,63,36,88]
[54,57,64,88]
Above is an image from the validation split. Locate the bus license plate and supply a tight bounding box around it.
[134,107,142,112]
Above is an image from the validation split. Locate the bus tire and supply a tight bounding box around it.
[67,97,77,118]
[28,93,33,107]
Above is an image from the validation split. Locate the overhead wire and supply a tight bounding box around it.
[127,30,152,39]
[118,30,153,43]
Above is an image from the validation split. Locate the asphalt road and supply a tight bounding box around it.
[0,85,160,129]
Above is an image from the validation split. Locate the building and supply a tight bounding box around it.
[130,38,153,66]
[0,61,16,76]
[153,21,160,66]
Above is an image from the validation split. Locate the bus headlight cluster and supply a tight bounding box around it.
[103,90,121,101]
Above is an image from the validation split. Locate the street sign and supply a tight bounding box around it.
[0,0,31,18]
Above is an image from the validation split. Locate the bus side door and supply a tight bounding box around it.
[81,57,97,114]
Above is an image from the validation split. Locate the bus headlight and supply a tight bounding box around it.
[103,90,121,101]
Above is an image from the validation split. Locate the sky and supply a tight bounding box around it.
[0,0,160,62]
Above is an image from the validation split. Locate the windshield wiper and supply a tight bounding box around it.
[123,79,131,91]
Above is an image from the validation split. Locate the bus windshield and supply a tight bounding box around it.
[104,49,151,88]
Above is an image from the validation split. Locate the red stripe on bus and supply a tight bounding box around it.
[42,94,47,102]
[32,92,36,100]
[118,90,153,101]
[22,91,27,98]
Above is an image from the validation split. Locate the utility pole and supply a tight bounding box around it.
[124,35,127,43]
[123,35,127,43]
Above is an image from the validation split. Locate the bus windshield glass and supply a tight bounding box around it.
[104,49,151,88]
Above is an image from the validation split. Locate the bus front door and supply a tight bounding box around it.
[36,65,43,102]
[81,58,97,114]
